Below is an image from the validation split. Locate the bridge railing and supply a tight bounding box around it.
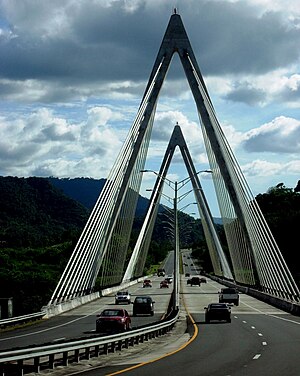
[0,276,150,329]
[0,309,179,376]
[207,274,300,316]
[0,311,46,330]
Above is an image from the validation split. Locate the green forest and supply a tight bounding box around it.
[0,176,299,316]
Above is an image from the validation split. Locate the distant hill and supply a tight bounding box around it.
[48,177,154,217]
[48,177,105,210]
[0,176,89,248]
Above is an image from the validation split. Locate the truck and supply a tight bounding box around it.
[219,287,239,306]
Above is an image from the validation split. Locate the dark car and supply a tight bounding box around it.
[132,296,155,316]
[204,303,231,323]
[200,277,207,283]
[157,268,166,277]
[96,308,131,332]
[189,276,201,286]
[143,279,152,288]
[160,280,169,288]
[185,272,190,277]
[115,290,131,304]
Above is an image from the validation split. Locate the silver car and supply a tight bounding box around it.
[115,291,131,304]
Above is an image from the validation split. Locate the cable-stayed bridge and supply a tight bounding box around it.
[48,11,300,308]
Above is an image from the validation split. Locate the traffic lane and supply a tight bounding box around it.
[163,250,174,275]
[0,278,171,350]
[0,296,114,350]
[87,311,300,376]
[227,312,300,376]
[182,275,293,317]
[76,312,264,376]
[136,311,300,376]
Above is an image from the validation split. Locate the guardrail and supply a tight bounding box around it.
[0,276,151,328]
[0,311,46,329]
[0,310,179,376]
[207,274,300,316]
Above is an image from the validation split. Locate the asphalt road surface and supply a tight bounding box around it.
[0,277,171,351]
[1,251,299,375]
[66,276,300,376]
[58,257,300,376]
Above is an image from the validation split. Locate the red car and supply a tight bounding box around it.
[96,308,131,333]
[160,280,169,288]
[143,279,152,288]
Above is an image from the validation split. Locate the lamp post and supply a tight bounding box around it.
[141,169,212,311]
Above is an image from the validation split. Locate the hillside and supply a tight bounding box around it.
[48,177,151,217]
[0,176,89,248]
[0,176,299,316]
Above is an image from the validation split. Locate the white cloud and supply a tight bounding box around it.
[0,0,299,200]
[243,116,300,153]
[0,106,124,177]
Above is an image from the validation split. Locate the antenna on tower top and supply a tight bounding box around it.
[173,7,178,15]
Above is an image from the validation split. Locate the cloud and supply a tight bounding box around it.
[0,0,300,201]
[0,0,300,104]
[224,82,267,106]
[242,116,300,153]
[0,106,123,177]
[221,71,300,107]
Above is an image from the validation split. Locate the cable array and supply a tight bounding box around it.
[49,12,299,306]
[48,60,163,305]
[185,54,299,301]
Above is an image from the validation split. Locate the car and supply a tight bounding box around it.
[96,308,131,332]
[132,296,155,316]
[204,303,231,323]
[189,276,201,286]
[166,275,173,283]
[200,277,207,283]
[157,268,166,277]
[143,279,152,288]
[219,287,239,306]
[115,290,131,304]
[160,280,169,288]
[185,272,190,277]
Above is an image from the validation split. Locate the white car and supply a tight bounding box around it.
[166,275,173,284]
[115,291,131,304]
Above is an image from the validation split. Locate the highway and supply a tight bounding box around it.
[1,250,300,375]
[67,275,299,376]
[0,278,172,351]
[54,250,299,376]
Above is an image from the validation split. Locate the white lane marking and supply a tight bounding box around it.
[262,342,267,346]
[251,326,256,329]
[52,337,66,342]
[258,333,263,336]
[241,301,300,325]
[242,320,247,323]
[0,303,107,341]
[234,316,238,318]
[253,354,261,360]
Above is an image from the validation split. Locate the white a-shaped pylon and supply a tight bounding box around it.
[48,12,299,306]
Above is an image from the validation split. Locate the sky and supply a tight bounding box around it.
[0,0,300,217]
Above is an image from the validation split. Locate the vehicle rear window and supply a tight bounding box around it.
[210,304,227,308]
[102,310,123,316]
[222,288,237,293]
[135,297,150,304]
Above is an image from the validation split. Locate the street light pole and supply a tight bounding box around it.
[174,181,179,310]
[141,168,212,312]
